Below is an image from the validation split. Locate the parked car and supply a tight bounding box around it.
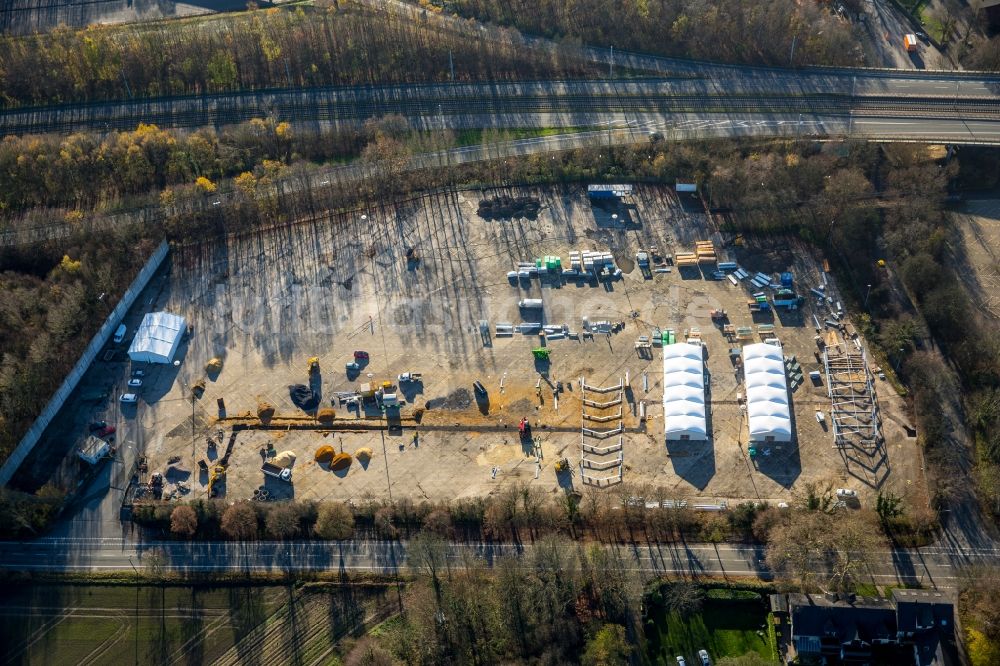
[698,649,711,666]
[353,350,370,361]
[676,657,686,666]
[131,370,145,378]
[95,425,116,438]
[836,488,858,499]
[88,421,107,432]
[120,393,138,404]
[127,378,143,388]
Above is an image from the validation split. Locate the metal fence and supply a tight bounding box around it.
[0,239,170,486]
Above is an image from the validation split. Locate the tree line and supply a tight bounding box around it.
[0,3,600,109]
[0,119,367,214]
[0,229,156,467]
[424,0,863,67]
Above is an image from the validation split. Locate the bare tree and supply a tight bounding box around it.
[314,502,355,541]
[264,503,301,540]
[170,505,198,538]
[220,502,258,541]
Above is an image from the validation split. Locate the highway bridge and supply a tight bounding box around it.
[1,67,999,144]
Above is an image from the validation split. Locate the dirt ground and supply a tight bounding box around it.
[37,185,923,510]
[951,198,1000,319]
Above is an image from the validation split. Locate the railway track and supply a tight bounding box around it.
[1,87,998,136]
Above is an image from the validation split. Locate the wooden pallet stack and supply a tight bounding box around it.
[695,240,716,263]
[675,252,699,267]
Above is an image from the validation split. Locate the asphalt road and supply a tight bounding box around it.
[0,537,992,590]
[2,73,997,137]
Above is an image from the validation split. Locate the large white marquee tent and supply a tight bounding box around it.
[128,312,187,364]
[742,342,792,443]
[662,342,707,441]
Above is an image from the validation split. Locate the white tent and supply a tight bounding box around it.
[742,343,792,442]
[662,342,707,440]
[128,312,186,364]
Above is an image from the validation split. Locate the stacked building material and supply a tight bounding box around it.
[696,240,717,263]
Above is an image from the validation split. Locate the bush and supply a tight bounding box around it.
[706,588,760,601]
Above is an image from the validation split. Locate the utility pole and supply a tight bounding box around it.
[789,34,798,67]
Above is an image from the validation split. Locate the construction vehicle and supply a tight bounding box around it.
[519,417,531,438]
[398,372,422,383]
[208,465,226,497]
[710,309,727,320]
[532,348,551,360]
[308,357,320,374]
[904,33,918,52]
[554,457,570,473]
[261,462,292,482]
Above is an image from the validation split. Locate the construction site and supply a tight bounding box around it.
[49,184,923,509]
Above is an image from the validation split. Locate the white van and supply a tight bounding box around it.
[113,324,126,344]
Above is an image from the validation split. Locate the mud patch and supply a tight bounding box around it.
[425,388,472,410]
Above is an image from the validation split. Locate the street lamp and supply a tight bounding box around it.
[863,284,872,309]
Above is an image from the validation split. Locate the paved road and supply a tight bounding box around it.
[0,537,990,589]
[2,74,998,137]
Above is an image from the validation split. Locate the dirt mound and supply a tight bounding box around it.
[257,400,275,421]
[272,450,296,468]
[289,384,319,411]
[316,408,336,423]
[426,388,472,411]
[330,452,352,471]
[315,445,336,463]
[477,195,541,221]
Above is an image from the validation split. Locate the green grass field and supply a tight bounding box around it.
[0,583,391,666]
[645,590,775,665]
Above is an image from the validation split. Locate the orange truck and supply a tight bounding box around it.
[904,34,918,52]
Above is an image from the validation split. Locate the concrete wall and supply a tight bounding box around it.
[0,240,170,486]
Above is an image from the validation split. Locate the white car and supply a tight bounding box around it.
[127,378,143,388]
[676,657,686,666]
[119,393,138,404]
[698,649,711,666]
[836,488,858,499]
[131,370,145,378]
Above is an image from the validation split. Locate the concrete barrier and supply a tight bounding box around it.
[0,240,169,486]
